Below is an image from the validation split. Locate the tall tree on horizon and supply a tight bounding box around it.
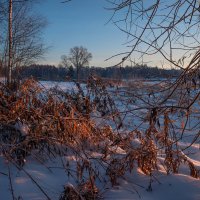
[62,46,92,82]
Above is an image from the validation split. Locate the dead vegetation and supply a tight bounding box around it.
[0,76,199,199]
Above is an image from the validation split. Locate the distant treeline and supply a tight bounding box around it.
[16,64,180,81]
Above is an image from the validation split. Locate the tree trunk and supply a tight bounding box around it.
[76,66,79,82]
[8,0,13,85]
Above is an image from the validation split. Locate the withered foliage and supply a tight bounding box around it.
[0,77,199,199]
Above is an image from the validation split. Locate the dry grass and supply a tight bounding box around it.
[0,77,199,199]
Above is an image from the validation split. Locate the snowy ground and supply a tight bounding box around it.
[1,156,200,200]
[1,80,200,200]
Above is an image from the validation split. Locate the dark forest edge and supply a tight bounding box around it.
[0,64,181,82]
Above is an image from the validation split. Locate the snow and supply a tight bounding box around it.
[14,121,30,136]
[1,156,200,200]
[106,173,200,200]
[0,77,6,83]
[39,81,77,91]
[1,80,200,199]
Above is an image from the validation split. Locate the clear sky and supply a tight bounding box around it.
[34,0,129,67]
[30,0,200,69]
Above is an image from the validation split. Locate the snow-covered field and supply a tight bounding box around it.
[1,156,200,200]
[1,79,200,200]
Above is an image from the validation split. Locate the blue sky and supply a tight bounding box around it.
[32,0,200,69]
[34,0,128,67]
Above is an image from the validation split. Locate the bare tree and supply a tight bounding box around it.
[62,46,92,81]
[0,0,47,84]
[60,55,71,68]
[105,0,200,105]
[106,1,200,70]
[0,2,6,77]
[104,0,200,175]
